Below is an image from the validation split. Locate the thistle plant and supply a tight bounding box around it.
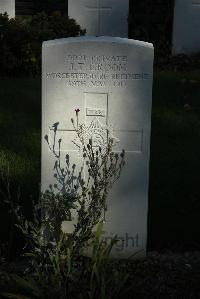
[44,109,125,255]
[0,110,126,298]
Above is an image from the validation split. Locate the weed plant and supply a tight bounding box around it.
[0,112,126,298]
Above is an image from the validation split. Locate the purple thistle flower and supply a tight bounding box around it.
[75,108,80,113]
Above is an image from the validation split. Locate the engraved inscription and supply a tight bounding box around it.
[86,107,106,117]
[45,54,152,88]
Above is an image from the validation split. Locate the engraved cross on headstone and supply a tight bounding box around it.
[85,0,112,35]
[49,92,144,222]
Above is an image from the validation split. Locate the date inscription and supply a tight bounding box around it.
[45,54,152,88]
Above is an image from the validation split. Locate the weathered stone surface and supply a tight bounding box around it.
[42,36,154,258]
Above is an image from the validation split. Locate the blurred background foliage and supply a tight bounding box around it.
[1,0,200,256]
[0,11,85,76]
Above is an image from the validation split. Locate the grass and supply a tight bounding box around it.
[149,70,200,250]
[0,78,40,180]
[0,78,41,251]
[0,70,200,252]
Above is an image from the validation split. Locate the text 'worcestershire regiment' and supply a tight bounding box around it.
[45,54,152,87]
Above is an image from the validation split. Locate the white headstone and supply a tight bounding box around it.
[0,0,15,18]
[42,36,154,258]
[172,0,200,54]
[68,0,129,37]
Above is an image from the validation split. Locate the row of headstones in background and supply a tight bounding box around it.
[42,36,154,258]
[0,0,15,18]
[1,0,200,54]
[68,0,129,37]
[172,0,200,54]
[68,0,200,55]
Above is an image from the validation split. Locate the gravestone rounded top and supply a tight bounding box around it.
[42,35,154,258]
[43,36,153,50]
